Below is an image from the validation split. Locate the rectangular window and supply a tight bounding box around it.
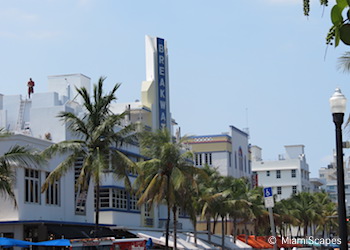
[99,188,110,208]
[129,194,140,211]
[112,188,128,210]
[209,153,212,165]
[25,169,40,204]
[199,154,202,166]
[266,171,270,177]
[234,152,237,169]
[292,186,297,194]
[229,152,232,167]
[45,172,60,206]
[195,154,199,166]
[291,169,296,178]
[276,170,281,179]
[144,203,151,218]
[277,186,282,195]
[205,153,208,165]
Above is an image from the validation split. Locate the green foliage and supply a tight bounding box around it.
[305,0,350,47]
[0,141,45,207]
[41,77,136,233]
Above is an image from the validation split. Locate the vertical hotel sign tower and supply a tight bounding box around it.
[144,35,171,130]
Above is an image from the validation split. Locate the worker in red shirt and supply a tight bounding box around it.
[27,78,35,98]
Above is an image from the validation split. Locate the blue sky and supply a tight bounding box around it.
[1,0,349,177]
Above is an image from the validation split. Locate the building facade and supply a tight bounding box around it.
[318,154,350,216]
[0,35,193,240]
[251,145,311,201]
[186,125,251,179]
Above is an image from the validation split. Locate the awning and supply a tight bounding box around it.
[35,239,71,247]
[0,237,71,248]
[0,237,33,248]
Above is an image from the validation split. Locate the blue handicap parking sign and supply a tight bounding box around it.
[264,187,273,198]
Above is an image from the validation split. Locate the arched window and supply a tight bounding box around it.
[238,147,243,171]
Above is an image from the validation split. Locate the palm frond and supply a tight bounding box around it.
[337,51,350,73]
[1,145,46,169]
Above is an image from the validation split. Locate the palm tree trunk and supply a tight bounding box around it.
[95,184,100,237]
[173,205,177,250]
[304,223,308,237]
[212,214,218,234]
[193,219,198,246]
[207,215,211,243]
[233,217,237,243]
[221,215,225,250]
[165,177,171,250]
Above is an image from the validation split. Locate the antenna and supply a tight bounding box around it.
[243,108,250,138]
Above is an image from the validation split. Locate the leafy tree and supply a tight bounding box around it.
[41,77,136,236]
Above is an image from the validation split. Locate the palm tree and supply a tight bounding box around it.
[290,192,317,237]
[136,128,199,249]
[0,134,44,207]
[41,77,137,236]
[198,165,223,244]
[338,51,350,73]
[225,178,251,243]
[274,198,300,238]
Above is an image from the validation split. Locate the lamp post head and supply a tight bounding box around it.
[330,88,347,114]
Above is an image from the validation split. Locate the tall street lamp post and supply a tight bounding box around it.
[329,88,348,249]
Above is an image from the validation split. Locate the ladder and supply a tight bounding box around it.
[15,99,26,132]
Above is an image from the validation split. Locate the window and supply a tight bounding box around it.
[238,148,243,170]
[45,172,60,206]
[228,152,232,167]
[291,169,296,178]
[129,194,140,211]
[199,154,202,166]
[234,152,237,169]
[25,169,40,204]
[205,153,208,165]
[209,153,212,165]
[99,188,110,208]
[144,203,151,217]
[195,154,199,166]
[292,186,297,194]
[112,188,128,210]
[266,171,270,177]
[98,187,140,212]
[276,170,281,179]
[277,186,282,195]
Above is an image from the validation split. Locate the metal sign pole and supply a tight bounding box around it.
[268,207,277,250]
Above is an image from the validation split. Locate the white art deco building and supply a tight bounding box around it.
[0,35,192,241]
[251,144,311,201]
